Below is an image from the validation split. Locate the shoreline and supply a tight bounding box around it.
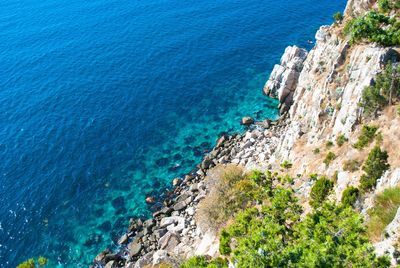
[92,112,290,267]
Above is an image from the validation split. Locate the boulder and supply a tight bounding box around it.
[173,201,187,211]
[145,196,155,204]
[128,240,142,257]
[117,233,129,245]
[241,117,254,126]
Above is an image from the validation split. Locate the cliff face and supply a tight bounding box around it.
[94,1,400,267]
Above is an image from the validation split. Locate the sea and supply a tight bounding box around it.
[0,0,347,266]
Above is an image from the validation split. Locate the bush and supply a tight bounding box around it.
[343,159,361,172]
[353,125,378,150]
[341,186,360,207]
[344,11,400,46]
[323,151,336,166]
[197,166,270,230]
[333,11,343,23]
[310,176,334,208]
[312,148,320,154]
[336,134,348,147]
[360,63,400,115]
[326,140,334,148]
[367,187,400,241]
[219,187,389,267]
[280,160,293,169]
[360,146,390,192]
[378,0,400,12]
[180,256,227,268]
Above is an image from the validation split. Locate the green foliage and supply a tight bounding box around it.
[310,176,334,208]
[360,63,400,115]
[333,11,343,23]
[378,0,400,12]
[280,160,292,169]
[360,146,390,192]
[312,148,320,154]
[343,159,361,172]
[344,11,400,46]
[17,257,48,268]
[309,173,318,181]
[367,187,400,241]
[219,187,389,267]
[323,151,336,166]
[180,256,227,268]
[326,140,334,148]
[341,186,360,207]
[353,125,378,150]
[336,134,348,146]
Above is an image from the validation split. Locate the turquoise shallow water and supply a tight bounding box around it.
[0,0,347,266]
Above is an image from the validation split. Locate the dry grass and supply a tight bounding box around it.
[367,187,400,242]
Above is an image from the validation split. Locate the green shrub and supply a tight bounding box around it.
[344,11,400,46]
[280,160,293,169]
[336,134,348,147]
[219,187,389,267]
[360,63,400,115]
[310,176,334,208]
[367,187,400,241]
[180,256,227,268]
[341,186,360,207]
[312,148,320,154]
[326,140,334,148]
[309,173,318,181]
[353,125,378,150]
[323,151,336,166]
[333,12,343,23]
[360,146,390,191]
[378,0,400,12]
[343,159,361,172]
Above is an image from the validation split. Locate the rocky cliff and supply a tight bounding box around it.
[93,0,400,267]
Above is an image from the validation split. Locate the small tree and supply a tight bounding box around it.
[333,12,343,23]
[360,146,390,191]
[310,177,334,208]
[341,186,360,207]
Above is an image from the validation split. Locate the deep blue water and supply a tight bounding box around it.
[0,0,347,266]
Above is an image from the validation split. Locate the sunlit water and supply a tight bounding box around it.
[0,0,347,266]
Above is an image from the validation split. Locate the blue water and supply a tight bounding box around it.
[0,0,347,266]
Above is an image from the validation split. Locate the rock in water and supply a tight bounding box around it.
[241,117,254,126]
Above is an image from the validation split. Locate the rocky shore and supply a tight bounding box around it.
[92,114,290,268]
[93,0,400,266]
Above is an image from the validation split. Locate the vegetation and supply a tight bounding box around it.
[312,148,320,154]
[367,187,400,241]
[378,0,400,12]
[197,166,271,230]
[353,125,378,150]
[326,140,334,148]
[180,256,227,268]
[360,146,390,192]
[333,11,344,23]
[218,187,389,267]
[336,134,348,147]
[360,63,400,115]
[310,176,334,208]
[343,159,361,172]
[280,160,293,169]
[344,10,400,46]
[341,186,360,207]
[323,151,336,166]
[17,257,48,268]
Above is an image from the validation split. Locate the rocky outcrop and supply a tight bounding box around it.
[263,46,308,114]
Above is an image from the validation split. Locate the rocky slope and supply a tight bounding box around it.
[93,0,400,267]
